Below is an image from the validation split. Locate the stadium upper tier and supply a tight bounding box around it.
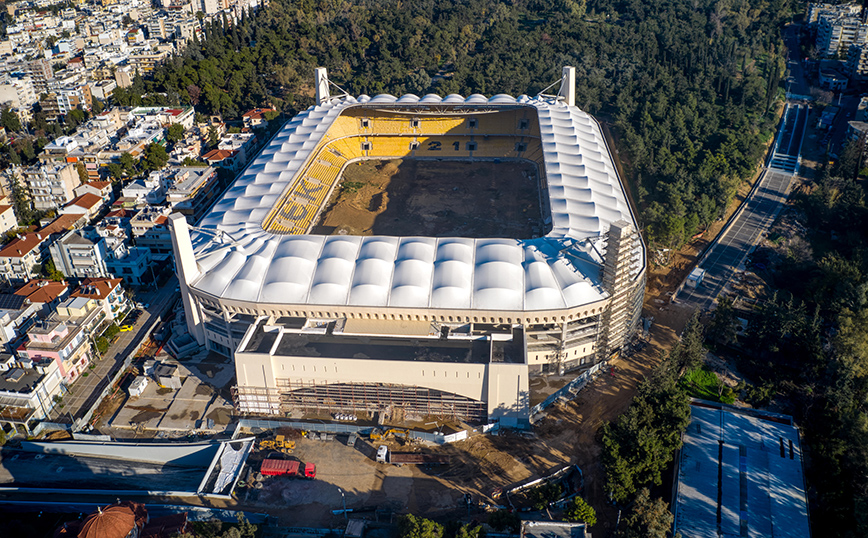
[189,93,639,312]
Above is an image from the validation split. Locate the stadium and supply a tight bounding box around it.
[170,67,645,427]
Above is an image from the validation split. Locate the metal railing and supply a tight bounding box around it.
[529,361,606,420]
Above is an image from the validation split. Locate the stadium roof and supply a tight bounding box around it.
[189,93,639,312]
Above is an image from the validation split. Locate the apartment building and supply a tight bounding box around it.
[808,3,862,26]
[0,75,37,109]
[817,13,868,57]
[49,228,110,279]
[16,162,80,211]
[165,166,218,223]
[848,43,868,81]
[0,355,63,428]
[0,204,18,236]
[18,297,105,383]
[0,232,54,282]
[131,205,172,260]
[105,244,152,286]
[217,132,256,163]
[70,277,128,321]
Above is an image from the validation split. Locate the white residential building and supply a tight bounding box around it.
[817,13,868,57]
[16,163,81,211]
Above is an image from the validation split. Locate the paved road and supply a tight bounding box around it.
[49,277,179,426]
[676,169,794,312]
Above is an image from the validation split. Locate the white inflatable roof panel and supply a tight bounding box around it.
[190,94,641,312]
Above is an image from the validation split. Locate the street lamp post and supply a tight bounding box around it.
[337,487,347,520]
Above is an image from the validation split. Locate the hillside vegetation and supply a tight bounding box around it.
[116,0,792,252]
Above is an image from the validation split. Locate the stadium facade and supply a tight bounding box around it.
[170,67,645,426]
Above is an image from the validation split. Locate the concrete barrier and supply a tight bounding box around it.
[18,440,222,467]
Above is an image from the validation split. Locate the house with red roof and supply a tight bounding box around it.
[74,180,113,203]
[0,204,17,236]
[72,277,128,321]
[242,107,276,129]
[60,192,105,220]
[14,279,70,315]
[202,148,240,171]
[0,232,53,282]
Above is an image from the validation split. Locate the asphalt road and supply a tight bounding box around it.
[676,169,794,312]
[785,24,811,98]
[49,277,179,426]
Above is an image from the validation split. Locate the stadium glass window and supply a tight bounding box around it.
[466,142,477,151]
[361,141,372,151]
[468,118,478,128]
[360,118,370,128]
[411,118,420,128]
[519,119,530,130]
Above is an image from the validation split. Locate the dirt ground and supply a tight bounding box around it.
[214,295,693,533]
[313,159,543,238]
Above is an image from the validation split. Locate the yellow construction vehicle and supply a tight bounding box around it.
[257,435,296,453]
[370,428,410,441]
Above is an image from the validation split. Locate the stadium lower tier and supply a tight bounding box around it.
[263,133,544,234]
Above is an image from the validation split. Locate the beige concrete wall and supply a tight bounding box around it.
[486,361,529,422]
[236,351,490,403]
[235,347,532,420]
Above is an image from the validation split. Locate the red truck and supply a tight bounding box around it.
[260,458,316,479]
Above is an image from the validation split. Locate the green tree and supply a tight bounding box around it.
[107,162,124,181]
[671,313,705,372]
[119,152,137,175]
[602,358,690,503]
[707,296,738,347]
[42,258,65,281]
[207,125,220,148]
[234,513,257,538]
[528,482,563,510]
[397,514,443,538]
[10,175,33,225]
[614,488,679,538]
[76,162,88,184]
[454,524,482,538]
[143,142,169,171]
[487,510,520,533]
[1,107,21,132]
[166,123,186,144]
[564,496,597,526]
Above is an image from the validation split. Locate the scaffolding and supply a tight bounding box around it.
[234,380,487,424]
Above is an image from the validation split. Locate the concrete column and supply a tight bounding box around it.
[169,213,205,345]
[558,66,576,107]
[315,67,330,104]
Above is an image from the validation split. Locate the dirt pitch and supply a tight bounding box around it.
[313,159,544,238]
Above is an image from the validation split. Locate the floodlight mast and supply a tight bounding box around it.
[537,66,576,106]
[315,67,352,104]
[557,66,576,107]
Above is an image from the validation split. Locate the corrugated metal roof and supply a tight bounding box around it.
[674,403,810,538]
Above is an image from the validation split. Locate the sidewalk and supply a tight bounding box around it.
[48,276,179,425]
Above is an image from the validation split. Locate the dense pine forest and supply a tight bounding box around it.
[116,0,792,252]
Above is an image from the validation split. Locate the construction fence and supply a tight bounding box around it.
[234,418,472,445]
